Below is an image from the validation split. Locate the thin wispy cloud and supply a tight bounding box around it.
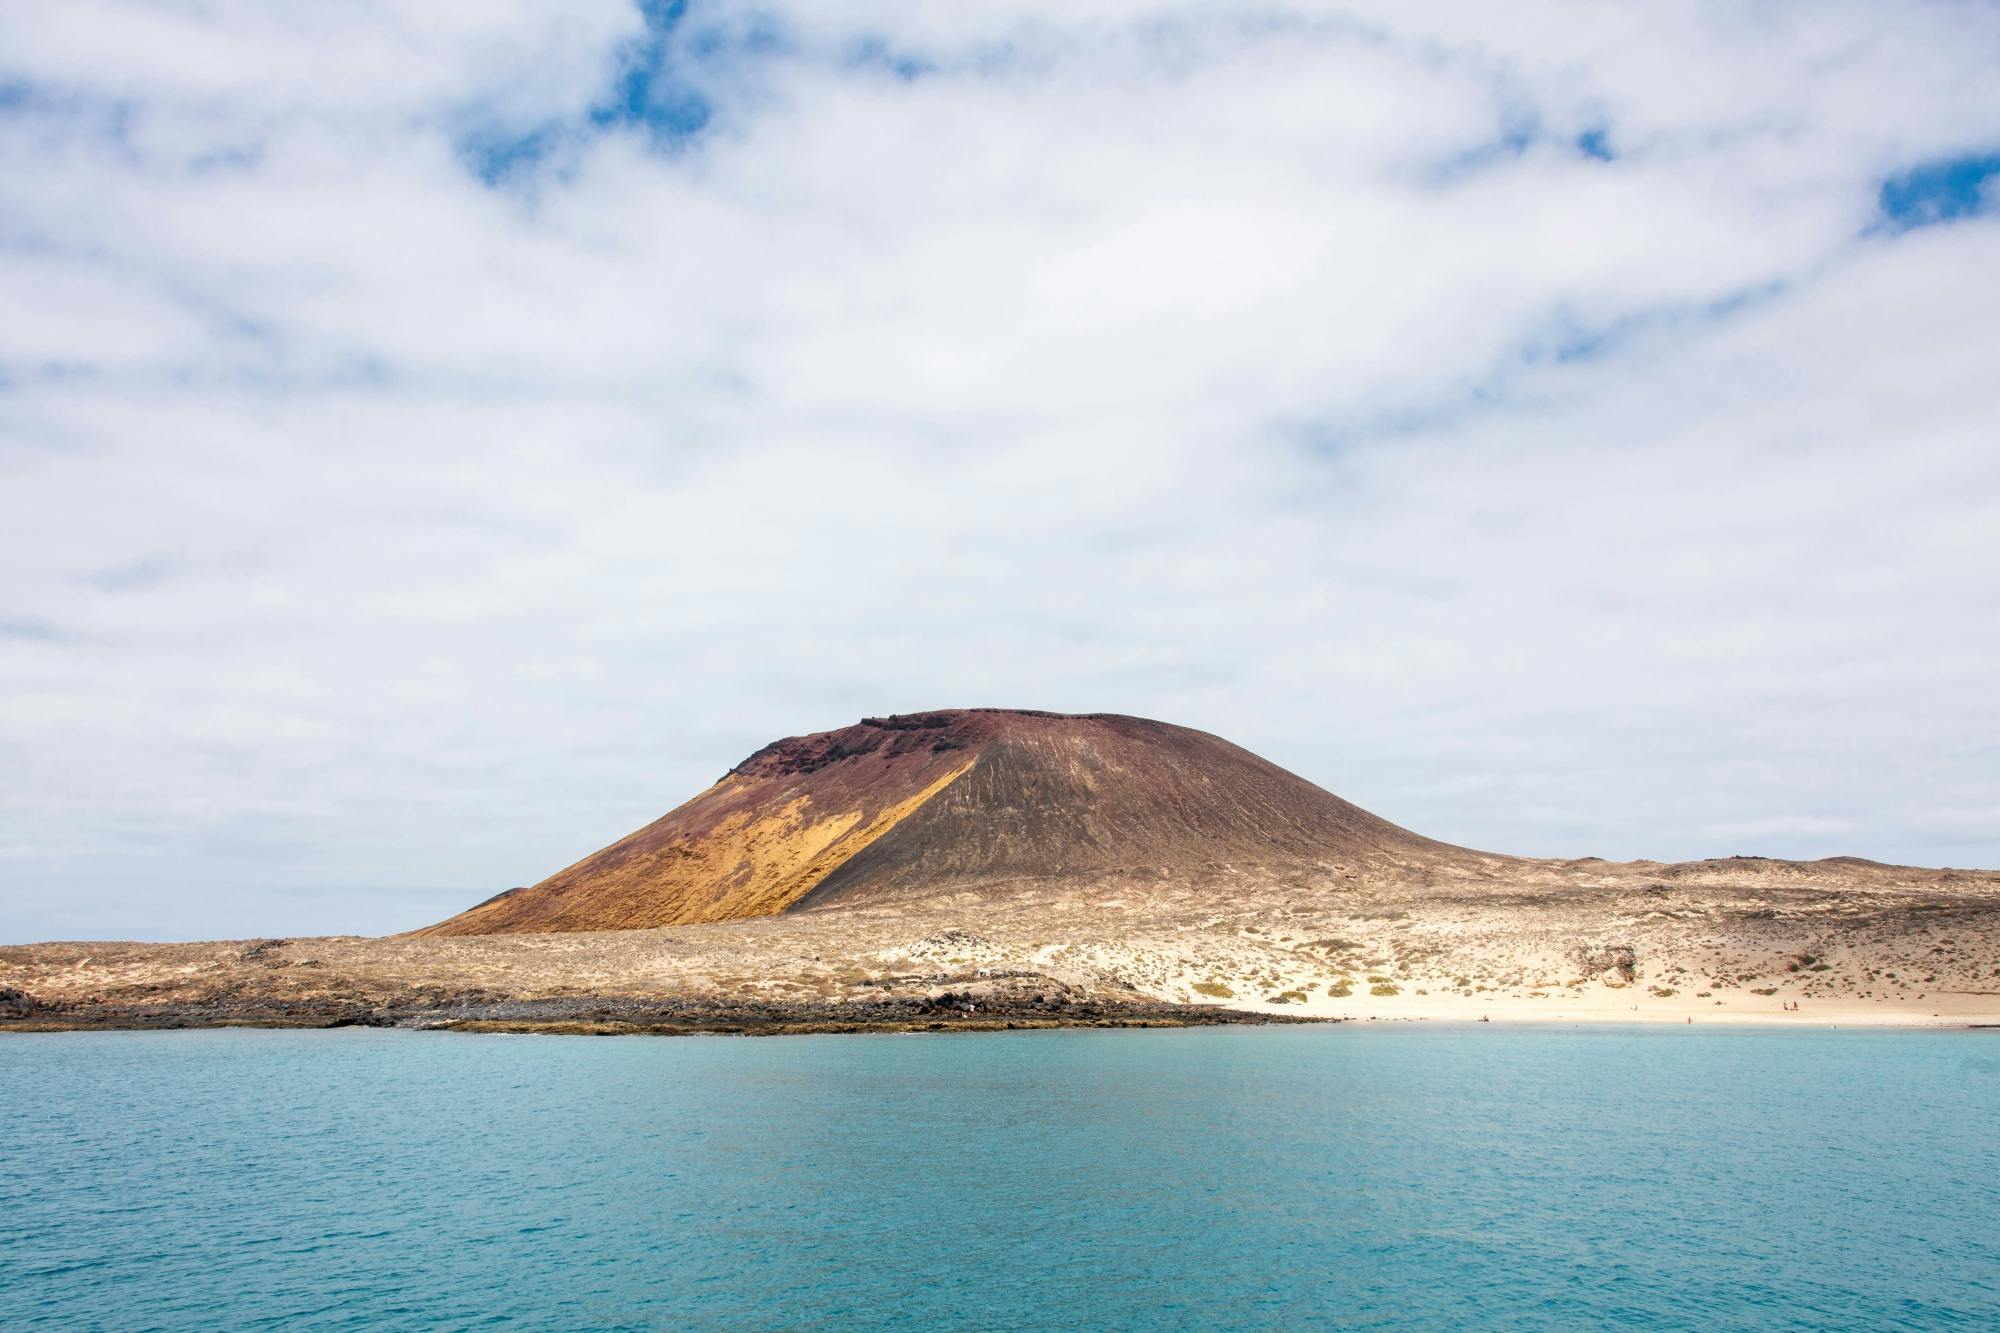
[2,1,1997,939]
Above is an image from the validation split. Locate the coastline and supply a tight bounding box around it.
[0,988,1316,1037]
[8,862,1999,1037]
[7,991,1998,1035]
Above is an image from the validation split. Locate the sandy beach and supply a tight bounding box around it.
[1218,985,2000,1029]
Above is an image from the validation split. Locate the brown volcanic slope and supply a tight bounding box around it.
[419,709,1462,936]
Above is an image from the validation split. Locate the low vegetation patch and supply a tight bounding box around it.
[1191,982,1235,1000]
[1369,982,1400,996]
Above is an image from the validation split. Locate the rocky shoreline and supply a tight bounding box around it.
[0,984,1319,1037]
[10,858,1998,1036]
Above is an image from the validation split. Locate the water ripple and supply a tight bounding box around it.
[1,1026,1995,1330]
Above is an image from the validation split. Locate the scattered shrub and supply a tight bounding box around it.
[1191,982,1235,999]
[1369,982,1400,997]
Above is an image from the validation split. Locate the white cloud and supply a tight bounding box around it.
[2,1,1998,939]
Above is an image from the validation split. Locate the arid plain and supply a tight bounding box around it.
[6,711,1997,1033]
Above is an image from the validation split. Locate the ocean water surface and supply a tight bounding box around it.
[2,1024,1995,1330]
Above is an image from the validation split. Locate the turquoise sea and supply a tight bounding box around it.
[2,1025,1996,1331]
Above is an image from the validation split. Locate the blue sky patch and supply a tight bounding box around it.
[590,0,713,136]
[459,0,732,186]
[1429,116,1538,182]
[1877,151,2000,230]
[460,121,569,187]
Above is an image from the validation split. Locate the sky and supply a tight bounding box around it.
[3,1,1999,942]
